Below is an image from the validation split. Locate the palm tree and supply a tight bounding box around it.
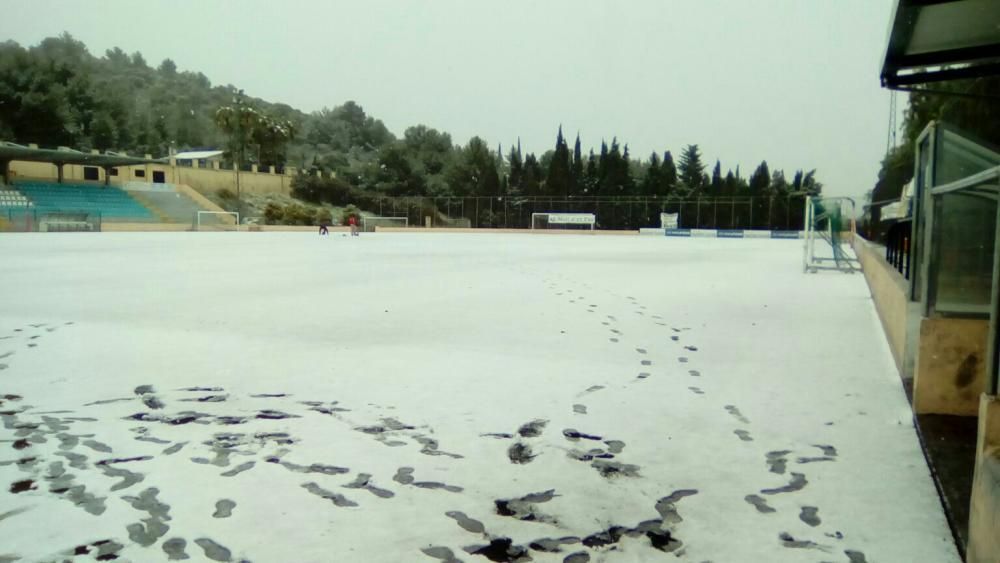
[214,91,260,217]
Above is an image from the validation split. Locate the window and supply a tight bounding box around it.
[152,170,165,183]
[134,169,146,178]
[110,168,118,176]
[83,166,99,181]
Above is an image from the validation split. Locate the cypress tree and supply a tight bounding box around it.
[662,151,678,193]
[571,133,583,196]
[545,125,572,197]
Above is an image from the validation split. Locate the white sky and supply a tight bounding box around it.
[1,0,902,197]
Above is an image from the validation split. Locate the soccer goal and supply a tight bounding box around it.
[803,197,859,273]
[195,211,240,231]
[531,213,596,231]
[362,216,408,232]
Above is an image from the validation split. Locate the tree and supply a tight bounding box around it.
[661,151,678,193]
[801,169,822,196]
[749,161,770,193]
[582,150,598,195]
[158,58,177,75]
[571,134,583,196]
[508,142,523,195]
[90,110,117,150]
[215,91,294,210]
[598,139,632,196]
[710,160,722,195]
[544,126,572,197]
[769,169,788,194]
[641,152,661,196]
[522,153,542,196]
[678,144,705,191]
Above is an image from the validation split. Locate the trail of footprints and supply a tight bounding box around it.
[536,275,870,563]
[0,344,470,562]
[3,298,872,563]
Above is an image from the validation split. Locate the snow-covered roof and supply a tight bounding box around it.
[174,150,224,160]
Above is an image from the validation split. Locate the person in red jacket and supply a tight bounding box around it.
[349,215,359,236]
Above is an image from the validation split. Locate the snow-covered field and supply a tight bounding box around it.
[0,232,959,563]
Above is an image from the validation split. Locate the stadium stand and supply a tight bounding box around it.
[15,181,153,221]
[0,188,32,209]
[125,185,211,224]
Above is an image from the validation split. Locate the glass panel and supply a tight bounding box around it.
[912,134,934,300]
[936,128,1000,186]
[932,189,997,316]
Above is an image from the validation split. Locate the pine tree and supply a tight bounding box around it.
[711,160,722,195]
[678,144,705,192]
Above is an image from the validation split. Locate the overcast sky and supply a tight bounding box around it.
[2,0,900,197]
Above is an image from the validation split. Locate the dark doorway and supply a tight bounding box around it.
[83,166,99,181]
[152,170,166,183]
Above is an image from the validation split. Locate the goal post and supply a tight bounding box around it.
[362,216,408,232]
[531,213,596,231]
[195,211,240,231]
[803,197,859,273]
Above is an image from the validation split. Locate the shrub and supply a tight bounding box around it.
[217,188,236,200]
[262,203,284,225]
[283,204,314,226]
[315,208,333,226]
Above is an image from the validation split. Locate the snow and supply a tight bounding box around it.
[0,232,960,563]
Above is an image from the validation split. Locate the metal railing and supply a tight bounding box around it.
[885,219,912,280]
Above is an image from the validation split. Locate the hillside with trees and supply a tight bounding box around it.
[0,33,824,228]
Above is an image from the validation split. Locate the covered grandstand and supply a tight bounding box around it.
[0,142,234,231]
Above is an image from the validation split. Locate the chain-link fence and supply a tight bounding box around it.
[353,195,808,231]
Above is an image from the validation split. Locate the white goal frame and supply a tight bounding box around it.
[531,213,596,231]
[362,216,408,232]
[803,197,858,273]
[195,211,240,231]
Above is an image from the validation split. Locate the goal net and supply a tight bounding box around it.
[531,213,596,230]
[195,211,240,231]
[362,216,408,232]
[803,197,859,273]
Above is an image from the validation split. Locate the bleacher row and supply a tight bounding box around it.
[12,181,154,220]
[0,189,32,207]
